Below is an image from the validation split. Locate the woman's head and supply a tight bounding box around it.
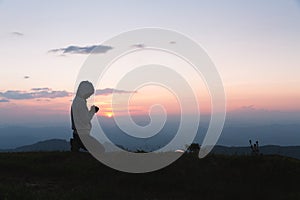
[76,81,95,99]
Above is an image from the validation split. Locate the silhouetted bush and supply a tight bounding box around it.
[187,143,200,154]
[249,140,260,155]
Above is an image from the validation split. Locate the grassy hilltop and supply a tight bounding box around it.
[0,152,300,200]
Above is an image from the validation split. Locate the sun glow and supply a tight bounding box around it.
[106,112,113,118]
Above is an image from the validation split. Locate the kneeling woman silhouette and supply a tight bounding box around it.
[70,81,104,153]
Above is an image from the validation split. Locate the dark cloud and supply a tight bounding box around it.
[49,45,113,54]
[11,31,24,36]
[0,87,135,100]
[0,99,9,103]
[24,76,30,79]
[240,105,255,110]
[95,88,137,96]
[31,87,51,91]
[169,41,176,44]
[132,44,145,48]
[0,88,71,100]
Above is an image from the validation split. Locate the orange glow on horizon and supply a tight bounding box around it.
[1,83,300,119]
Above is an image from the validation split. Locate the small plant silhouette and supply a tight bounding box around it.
[187,143,200,154]
[249,140,260,155]
[135,149,148,153]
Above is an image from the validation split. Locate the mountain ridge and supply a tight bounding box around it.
[1,139,300,160]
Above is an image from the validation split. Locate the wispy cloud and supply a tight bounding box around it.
[0,88,71,100]
[31,87,51,91]
[240,105,255,110]
[11,31,24,36]
[131,43,145,48]
[49,45,113,54]
[0,87,136,100]
[95,88,137,96]
[0,99,9,103]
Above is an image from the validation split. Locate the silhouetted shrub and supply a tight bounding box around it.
[249,140,260,155]
[187,143,200,154]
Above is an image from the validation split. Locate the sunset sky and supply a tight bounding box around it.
[0,0,300,126]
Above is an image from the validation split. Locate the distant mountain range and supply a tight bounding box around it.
[0,139,70,152]
[1,139,300,160]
